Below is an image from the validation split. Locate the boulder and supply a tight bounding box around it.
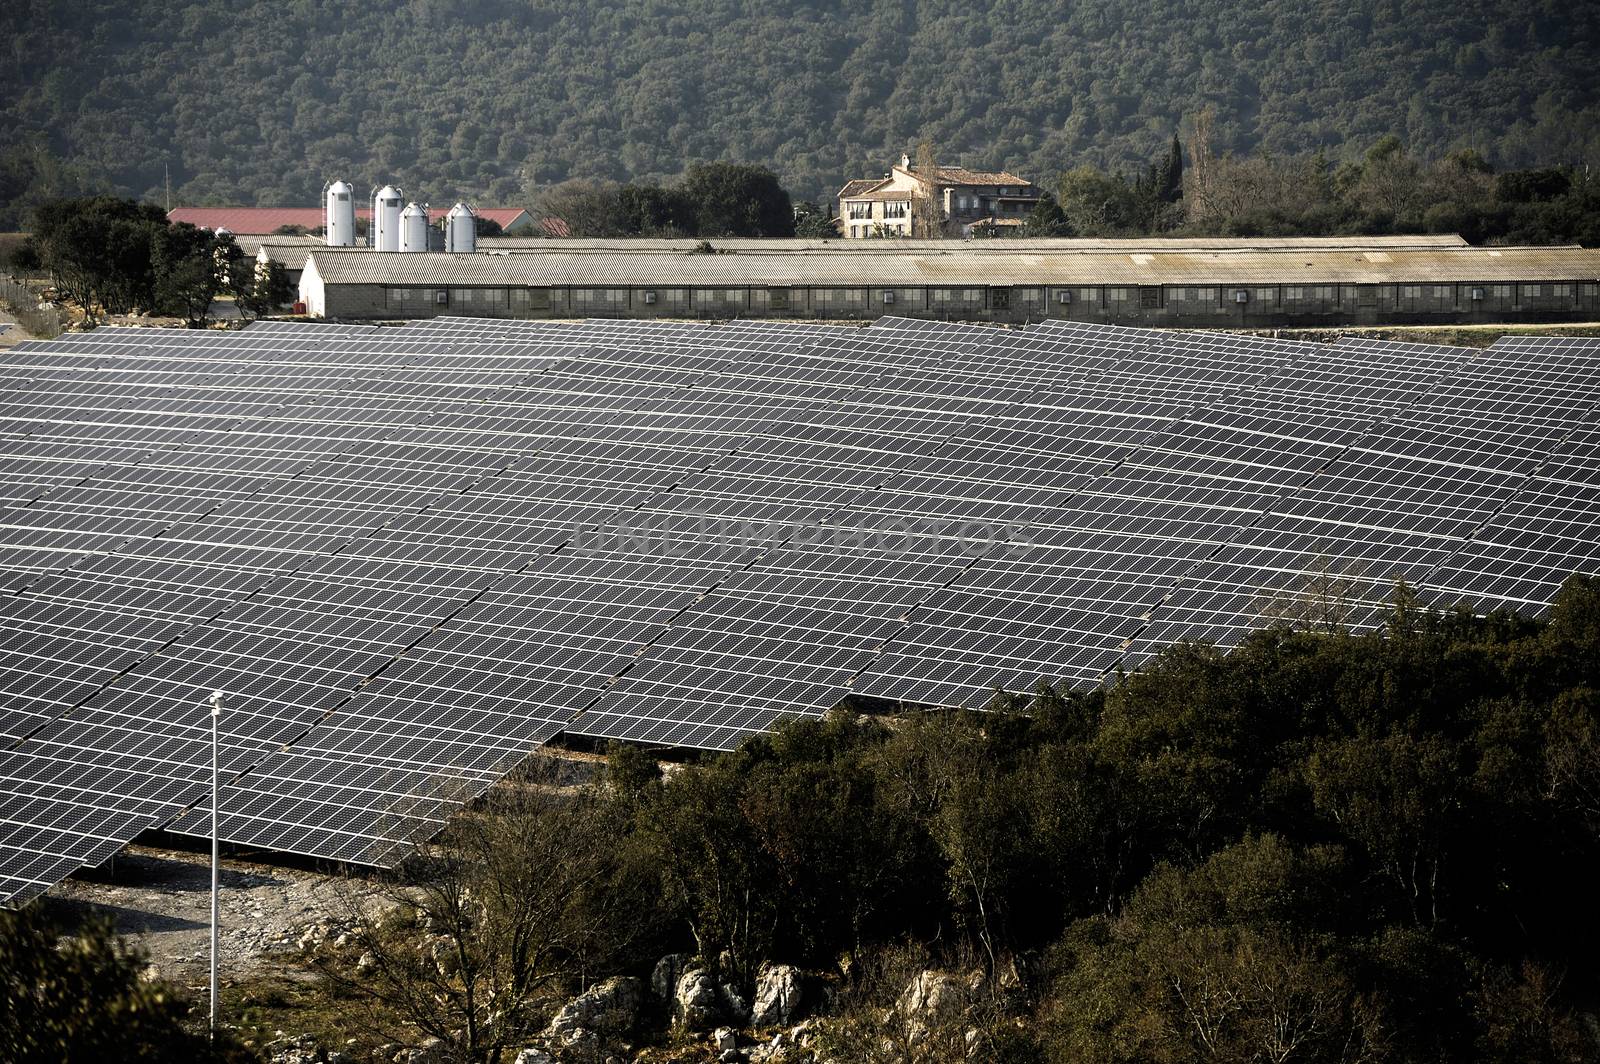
[747,1034,785,1064]
[750,964,804,1027]
[747,1021,821,1064]
[651,953,692,1003]
[898,969,973,1044]
[898,969,970,1021]
[407,1038,448,1064]
[512,1052,556,1064]
[545,976,644,1039]
[264,1033,319,1064]
[673,967,722,1031]
[713,1026,738,1051]
[719,981,751,1026]
[427,935,460,977]
[554,1026,602,1062]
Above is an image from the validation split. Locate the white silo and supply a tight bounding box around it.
[445,202,477,253]
[399,202,430,253]
[370,184,404,252]
[324,180,356,246]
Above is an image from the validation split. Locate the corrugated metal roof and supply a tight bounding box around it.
[168,206,531,234]
[260,234,1473,270]
[239,236,319,270]
[304,245,1600,288]
[398,234,1473,251]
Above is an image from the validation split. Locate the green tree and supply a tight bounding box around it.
[152,222,226,327]
[28,197,166,318]
[0,905,252,1063]
[1496,168,1573,204]
[791,200,837,237]
[614,183,689,235]
[1057,166,1143,235]
[641,758,777,981]
[1045,836,1382,1064]
[229,257,292,321]
[1019,191,1072,236]
[1306,730,1462,927]
[1155,132,1184,204]
[677,162,795,237]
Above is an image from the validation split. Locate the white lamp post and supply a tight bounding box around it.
[208,690,224,1038]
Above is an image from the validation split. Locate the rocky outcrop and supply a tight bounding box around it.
[506,975,646,1064]
[263,1033,320,1064]
[545,1026,604,1063]
[719,978,751,1027]
[511,1051,556,1064]
[750,963,805,1028]
[746,1019,823,1064]
[651,953,691,1004]
[673,967,723,1031]
[545,976,644,1040]
[406,1037,449,1064]
[898,969,981,1044]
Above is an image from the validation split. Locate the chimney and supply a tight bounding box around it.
[900,153,911,169]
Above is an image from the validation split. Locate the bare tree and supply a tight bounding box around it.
[911,140,945,238]
[1161,928,1386,1064]
[527,178,625,238]
[1186,105,1216,220]
[1547,705,1600,837]
[1346,136,1424,222]
[1255,557,1366,633]
[312,755,643,1063]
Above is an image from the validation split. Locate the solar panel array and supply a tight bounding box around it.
[1,318,1596,903]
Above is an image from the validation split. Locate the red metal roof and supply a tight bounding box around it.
[166,206,531,234]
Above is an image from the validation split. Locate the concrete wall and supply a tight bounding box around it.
[317,280,1600,326]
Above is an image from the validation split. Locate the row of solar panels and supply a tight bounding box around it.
[0,316,1596,904]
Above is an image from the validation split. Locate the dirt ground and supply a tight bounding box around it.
[0,304,35,348]
[38,844,367,992]
[1253,320,1600,347]
[31,755,606,997]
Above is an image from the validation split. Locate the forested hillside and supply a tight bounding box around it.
[2,0,1598,229]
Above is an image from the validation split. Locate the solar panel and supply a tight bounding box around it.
[1412,337,1600,614]
[153,322,954,850]
[1123,336,1600,665]
[1,318,1596,903]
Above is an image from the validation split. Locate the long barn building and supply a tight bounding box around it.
[291,238,1600,326]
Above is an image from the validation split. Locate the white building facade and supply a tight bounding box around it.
[836,155,1044,238]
